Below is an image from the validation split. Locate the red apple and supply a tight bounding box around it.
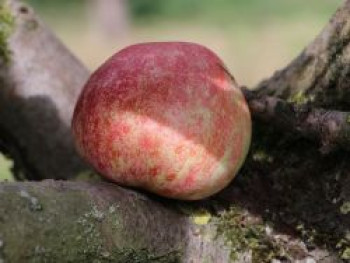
[72,42,251,200]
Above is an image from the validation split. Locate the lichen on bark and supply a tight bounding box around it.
[0,182,183,263]
[0,1,14,63]
[214,205,286,262]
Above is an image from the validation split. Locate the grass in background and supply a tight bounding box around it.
[129,0,340,23]
[0,154,13,181]
[28,0,341,25]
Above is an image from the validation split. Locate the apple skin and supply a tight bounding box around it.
[72,42,251,200]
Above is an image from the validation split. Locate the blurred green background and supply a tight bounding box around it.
[0,0,342,181]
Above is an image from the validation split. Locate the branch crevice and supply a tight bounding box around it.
[243,87,350,153]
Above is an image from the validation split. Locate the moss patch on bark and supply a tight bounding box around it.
[0,1,14,63]
[214,205,287,263]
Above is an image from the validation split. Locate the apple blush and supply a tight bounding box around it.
[72,42,251,200]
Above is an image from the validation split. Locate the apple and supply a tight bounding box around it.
[72,42,251,200]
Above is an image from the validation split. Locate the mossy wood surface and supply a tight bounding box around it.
[0,181,234,263]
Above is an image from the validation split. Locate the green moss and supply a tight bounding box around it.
[337,238,350,261]
[341,247,350,260]
[287,90,314,105]
[74,209,179,263]
[215,206,286,262]
[73,171,103,182]
[340,202,350,215]
[244,132,350,260]
[288,91,306,105]
[191,209,212,225]
[174,202,213,226]
[0,1,14,63]
[252,150,274,163]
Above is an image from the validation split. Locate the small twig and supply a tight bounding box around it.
[241,87,350,153]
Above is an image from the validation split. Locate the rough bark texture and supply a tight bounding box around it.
[0,0,89,180]
[256,0,350,109]
[226,0,350,261]
[0,180,232,263]
[242,87,350,153]
[0,180,339,263]
[0,0,349,262]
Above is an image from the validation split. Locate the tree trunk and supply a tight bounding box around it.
[0,0,349,262]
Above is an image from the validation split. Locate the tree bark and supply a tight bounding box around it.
[256,0,350,110]
[0,0,89,180]
[227,0,350,261]
[242,87,350,153]
[0,0,349,262]
[0,180,233,263]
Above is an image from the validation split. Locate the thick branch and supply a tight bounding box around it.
[256,0,350,110]
[235,0,350,154]
[0,180,339,263]
[0,0,89,180]
[0,180,231,263]
[243,88,350,152]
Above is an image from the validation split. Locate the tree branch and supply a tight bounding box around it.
[243,87,350,153]
[0,180,232,263]
[256,0,350,111]
[0,180,337,263]
[0,0,89,180]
